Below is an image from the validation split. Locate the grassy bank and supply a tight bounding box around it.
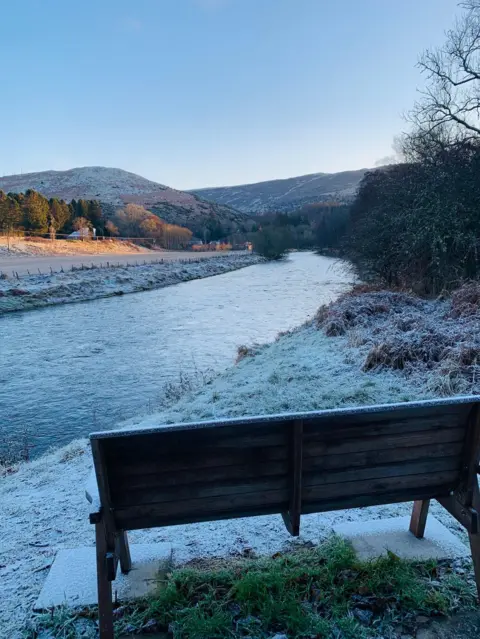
[28,536,477,638]
[125,283,480,431]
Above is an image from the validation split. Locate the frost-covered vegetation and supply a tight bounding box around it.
[0,253,262,314]
[128,283,480,430]
[316,284,480,396]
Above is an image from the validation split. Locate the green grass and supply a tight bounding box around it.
[114,537,475,638]
[28,536,477,639]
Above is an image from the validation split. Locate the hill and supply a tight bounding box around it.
[191,168,370,213]
[0,167,246,233]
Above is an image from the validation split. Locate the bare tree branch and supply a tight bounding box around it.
[408,2,480,141]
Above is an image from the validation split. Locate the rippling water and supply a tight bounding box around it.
[0,252,353,455]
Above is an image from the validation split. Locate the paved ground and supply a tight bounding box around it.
[0,250,222,276]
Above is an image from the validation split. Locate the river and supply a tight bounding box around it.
[0,252,353,455]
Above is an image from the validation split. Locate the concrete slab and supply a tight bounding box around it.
[34,543,172,611]
[333,516,469,561]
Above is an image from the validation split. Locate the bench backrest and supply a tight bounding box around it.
[90,397,479,534]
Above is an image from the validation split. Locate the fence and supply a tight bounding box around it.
[0,253,239,280]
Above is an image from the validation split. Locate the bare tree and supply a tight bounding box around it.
[409,1,480,144]
[105,220,119,236]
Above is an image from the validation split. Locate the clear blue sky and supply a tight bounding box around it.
[1,0,460,189]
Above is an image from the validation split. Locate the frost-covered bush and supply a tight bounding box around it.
[317,285,480,396]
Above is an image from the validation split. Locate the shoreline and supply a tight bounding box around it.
[1,285,479,637]
[0,253,263,314]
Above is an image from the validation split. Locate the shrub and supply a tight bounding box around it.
[251,228,290,260]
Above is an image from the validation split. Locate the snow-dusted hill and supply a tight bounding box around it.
[191,168,370,214]
[0,167,246,231]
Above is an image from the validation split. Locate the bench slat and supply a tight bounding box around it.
[111,459,289,490]
[304,426,465,457]
[303,412,467,442]
[303,441,464,472]
[112,475,290,507]
[302,487,452,515]
[303,456,461,489]
[303,470,459,505]
[105,423,288,457]
[114,487,289,530]
[302,402,471,433]
[109,446,288,476]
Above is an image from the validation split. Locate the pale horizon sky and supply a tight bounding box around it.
[1,0,460,190]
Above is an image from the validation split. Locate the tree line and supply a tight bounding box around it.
[342,0,480,294]
[0,189,106,237]
[249,203,350,259]
[0,190,192,249]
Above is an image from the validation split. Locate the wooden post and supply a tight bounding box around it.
[282,419,303,536]
[117,530,132,574]
[462,406,480,601]
[91,439,118,635]
[469,532,480,602]
[95,521,114,639]
[409,500,430,538]
[469,453,480,602]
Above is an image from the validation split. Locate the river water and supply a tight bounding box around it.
[0,252,353,455]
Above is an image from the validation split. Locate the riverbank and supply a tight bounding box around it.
[0,252,262,314]
[2,285,479,637]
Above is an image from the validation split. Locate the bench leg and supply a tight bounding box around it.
[409,500,430,539]
[469,532,480,602]
[96,521,114,639]
[117,530,132,574]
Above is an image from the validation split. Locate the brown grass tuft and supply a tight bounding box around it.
[449,282,480,318]
[363,336,452,371]
[235,344,260,364]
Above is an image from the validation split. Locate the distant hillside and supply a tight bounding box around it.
[191,168,370,213]
[0,167,246,233]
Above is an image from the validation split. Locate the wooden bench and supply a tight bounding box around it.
[88,396,480,638]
